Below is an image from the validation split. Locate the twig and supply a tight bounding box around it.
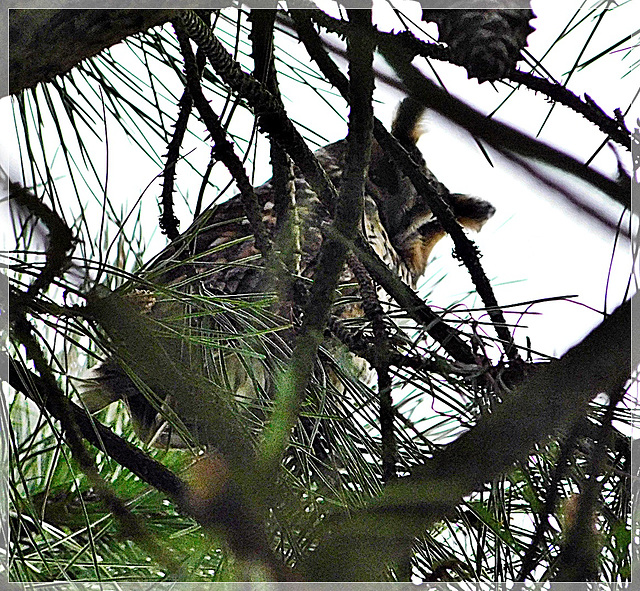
[159,89,190,240]
[378,38,629,209]
[10,182,75,298]
[348,253,397,482]
[173,21,272,257]
[508,71,630,149]
[257,8,376,477]
[351,229,477,364]
[365,18,631,149]
[503,150,630,239]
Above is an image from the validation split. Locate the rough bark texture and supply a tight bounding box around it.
[9,9,178,94]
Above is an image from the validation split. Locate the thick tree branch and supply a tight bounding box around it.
[9,9,178,95]
[302,294,632,580]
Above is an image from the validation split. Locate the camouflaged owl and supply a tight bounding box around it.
[80,98,495,450]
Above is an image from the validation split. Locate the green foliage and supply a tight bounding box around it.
[5,2,635,583]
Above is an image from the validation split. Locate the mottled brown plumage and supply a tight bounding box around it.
[82,100,495,449]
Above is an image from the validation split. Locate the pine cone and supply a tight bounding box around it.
[423,1,536,82]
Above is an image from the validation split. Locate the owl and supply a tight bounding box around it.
[81,98,495,451]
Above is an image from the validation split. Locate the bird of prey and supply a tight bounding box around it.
[81,98,495,452]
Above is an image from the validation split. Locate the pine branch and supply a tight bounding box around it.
[173,21,273,257]
[508,70,631,149]
[258,7,376,478]
[9,311,183,575]
[303,294,632,580]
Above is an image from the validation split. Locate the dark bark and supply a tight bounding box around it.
[9,9,178,94]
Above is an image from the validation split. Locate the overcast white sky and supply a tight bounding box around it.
[373,0,638,358]
[2,0,637,362]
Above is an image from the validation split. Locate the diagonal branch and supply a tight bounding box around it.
[372,107,517,358]
[290,10,480,365]
[173,21,273,257]
[302,294,632,580]
[378,38,629,209]
[257,8,376,478]
[7,360,291,578]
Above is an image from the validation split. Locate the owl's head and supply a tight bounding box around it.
[367,97,495,279]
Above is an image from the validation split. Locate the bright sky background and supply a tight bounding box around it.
[2,0,637,363]
[1,6,636,581]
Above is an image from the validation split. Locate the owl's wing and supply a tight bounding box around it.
[141,140,348,296]
[84,111,496,450]
[83,140,360,448]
